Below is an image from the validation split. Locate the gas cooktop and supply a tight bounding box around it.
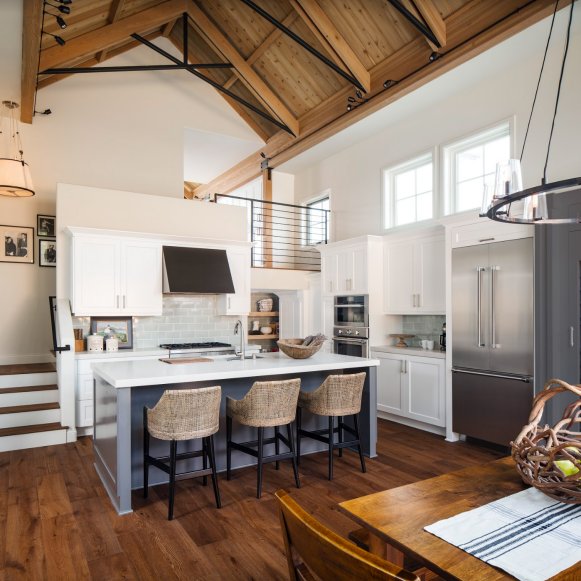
[160,342,232,350]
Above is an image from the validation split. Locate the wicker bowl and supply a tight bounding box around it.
[277,339,324,359]
[511,378,581,504]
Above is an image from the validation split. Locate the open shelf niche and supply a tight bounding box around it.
[248,292,279,352]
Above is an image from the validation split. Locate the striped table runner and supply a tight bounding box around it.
[424,487,581,581]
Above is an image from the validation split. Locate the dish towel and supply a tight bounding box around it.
[424,487,581,581]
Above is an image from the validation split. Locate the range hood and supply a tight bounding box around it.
[162,246,235,294]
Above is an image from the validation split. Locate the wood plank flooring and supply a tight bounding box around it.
[0,363,56,376]
[0,420,504,580]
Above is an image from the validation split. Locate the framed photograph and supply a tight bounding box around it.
[1,225,34,264]
[90,317,133,349]
[39,239,56,267]
[37,215,55,238]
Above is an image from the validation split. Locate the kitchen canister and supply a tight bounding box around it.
[87,334,104,351]
[106,336,119,352]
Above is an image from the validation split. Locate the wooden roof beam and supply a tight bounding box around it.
[186,3,299,136]
[412,0,446,47]
[97,0,128,63]
[292,0,371,93]
[21,0,43,123]
[39,0,186,71]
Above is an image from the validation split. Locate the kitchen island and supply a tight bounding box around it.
[92,352,379,514]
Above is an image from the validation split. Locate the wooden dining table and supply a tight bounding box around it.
[339,457,580,580]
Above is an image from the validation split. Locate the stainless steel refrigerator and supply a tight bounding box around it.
[452,238,534,446]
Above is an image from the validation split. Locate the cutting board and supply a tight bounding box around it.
[159,357,214,365]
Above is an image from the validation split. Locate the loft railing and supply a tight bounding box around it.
[214,194,329,270]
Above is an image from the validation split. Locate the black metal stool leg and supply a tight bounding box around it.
[202,438,208,486]
[328,416,334,481]
[353,413,366,473]
[207,435,221,509]
[274,426,280,470]
[226,415,232,481]
[287,422,300,489]
[296,406,302,466]
[143,407,149,498]
[168,440,177,520]
[257,427,264,499]
[338,415,344,458]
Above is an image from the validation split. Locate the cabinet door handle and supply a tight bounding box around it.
[417,294,421,308]
[400,360,404,374]
[412,294,416,307]
[116,295,119,308]
[329,281,333,293]
[123,295,126,309]
[570,326,575,348]
[228,296,231,309]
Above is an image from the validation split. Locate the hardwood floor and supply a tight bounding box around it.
[0,420,504,580]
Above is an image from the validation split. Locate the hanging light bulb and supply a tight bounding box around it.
[0,101,35,197]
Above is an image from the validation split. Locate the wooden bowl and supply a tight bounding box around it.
[277,339,323,359]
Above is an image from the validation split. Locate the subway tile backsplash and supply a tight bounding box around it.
[400,315,446,348]
[72,295,241,349]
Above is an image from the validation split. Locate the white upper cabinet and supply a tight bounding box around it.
[384,233,445,314]
[216,246,251,315]
[71,234,162,316]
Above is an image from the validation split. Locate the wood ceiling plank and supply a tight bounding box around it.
[186,2,299,136]
[412,0,447,46]
[97,0,128,62]
[21,0,43,123]
[223,12,298,91]
[193,0,565,199]
[39,0,186,71]
[292,0,371,92]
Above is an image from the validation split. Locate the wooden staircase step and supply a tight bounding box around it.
[0,384,58,394]
[0,402,60,415]
[0,422,65,438]
[0,362,56,376]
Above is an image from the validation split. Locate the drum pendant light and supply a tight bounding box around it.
[0,101,35,197]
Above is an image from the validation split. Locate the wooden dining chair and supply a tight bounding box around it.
[275,490,420,581]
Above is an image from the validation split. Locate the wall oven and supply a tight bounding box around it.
[333,326,369,358]
[334,295,368,327]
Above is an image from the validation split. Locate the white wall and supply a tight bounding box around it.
[292,10,581,241]
[0,3,260,362]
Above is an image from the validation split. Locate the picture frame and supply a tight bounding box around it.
[39,238,56,267]
[1,225,34,264]
[90,316,133,349]
[37,215,56,238]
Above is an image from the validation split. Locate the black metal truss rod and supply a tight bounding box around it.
[385,0,441,48]
[131,32,294,135]
[239,0,366,93]
[40,63,234,75]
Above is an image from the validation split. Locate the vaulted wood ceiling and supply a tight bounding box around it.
[22,0,566,198]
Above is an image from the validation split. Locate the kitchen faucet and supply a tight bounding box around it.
[234,319,245,361]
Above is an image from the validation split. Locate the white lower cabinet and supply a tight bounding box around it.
[374,351,445,427]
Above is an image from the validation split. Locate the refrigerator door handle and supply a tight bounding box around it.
[477,267,486,347]
[452,368,531,383]
[491,266,500,349]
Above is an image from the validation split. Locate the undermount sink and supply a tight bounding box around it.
[226,355,264,361]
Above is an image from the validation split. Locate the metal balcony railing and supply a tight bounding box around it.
[215,194,329,270]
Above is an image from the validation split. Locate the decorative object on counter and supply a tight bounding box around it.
[106,336,119,352]
[87,334,104,352]
[90,316,133,349]
[37,214,55,237]
[511,378,581,504]
[1,224,34,264]
[420,339,435,350]
[260,326,272,335]
[73,327,84,352]
[38,238,56,267]
[389,334,415,348]
[440,322,446,351]
[278,334,326,359]
[250,320,261,334]
[257,297,273,312]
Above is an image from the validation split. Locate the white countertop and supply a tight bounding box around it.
[75,348,168,360]
[92,352,380,388]
[371,345,446,359]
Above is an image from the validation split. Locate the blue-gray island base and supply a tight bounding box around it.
[92,353,379,514]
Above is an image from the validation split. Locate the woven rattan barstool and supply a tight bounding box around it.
[143,386,222,520]
[297,372,367,480]
[226,378,301,498]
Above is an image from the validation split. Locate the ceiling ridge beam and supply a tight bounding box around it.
[223,11,298,91]
[186,2,299,136]
[291,0,371,92]
[39,0,187,71]
[21,0,43,123]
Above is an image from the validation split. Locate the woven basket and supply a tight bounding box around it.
[511,378,581,504]
[277,339,323,359]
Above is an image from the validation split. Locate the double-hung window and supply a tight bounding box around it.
[444,122,511,214]
[383,153,433,229]
[306,195,330,245]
